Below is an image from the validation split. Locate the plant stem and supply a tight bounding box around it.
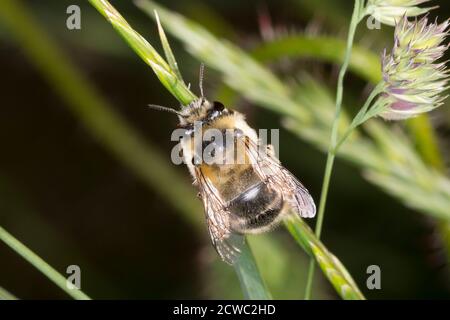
[333,83,385,153]
[304,0,363,300]
[0,225,91,300]
[88,0,196,105]
[234,237,272,299]
[303,153,335,298]
[0,286,17,300]
[285,218,364,300]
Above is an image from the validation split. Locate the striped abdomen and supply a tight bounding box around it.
[227,181,284,233]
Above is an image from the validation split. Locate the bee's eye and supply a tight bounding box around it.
[213,101,225,112]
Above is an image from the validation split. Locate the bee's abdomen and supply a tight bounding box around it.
[227,181,284,233]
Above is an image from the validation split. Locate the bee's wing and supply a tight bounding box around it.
[195,166,244,264]
[242,136,316,218]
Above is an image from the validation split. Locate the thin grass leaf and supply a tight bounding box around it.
[154,10,185,84]
[234,238,272,300]
[0,286,18,300]
[406,116,446,173]
[284,218,365,300]
[0,175,121,296]
[251,35,381,83]
[0,225,90,300]
[88,0,195,105]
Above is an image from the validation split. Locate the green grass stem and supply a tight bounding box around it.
[0,225,90,300]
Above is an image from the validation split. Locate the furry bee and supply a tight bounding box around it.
[148,66,316,264]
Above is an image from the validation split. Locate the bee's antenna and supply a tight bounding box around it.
[199,63,205,98]
[147,104,185,117]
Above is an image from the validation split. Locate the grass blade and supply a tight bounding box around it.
[285,218,364,300]
[234,238,272,299]
[88,0,195,105]
[252,35,381,83]
[154,10,185,84]
[0,286,18,300]
[0,225,90,300]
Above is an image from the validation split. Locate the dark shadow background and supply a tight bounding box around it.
[0,0,449,299]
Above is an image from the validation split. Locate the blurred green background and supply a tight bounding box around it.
[0,0,449,299]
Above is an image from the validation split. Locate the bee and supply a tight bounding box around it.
[148,65,316,264]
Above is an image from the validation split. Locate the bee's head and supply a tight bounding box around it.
[147,98,227,126]
[147,63,230,128]
[178,98,227,126]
